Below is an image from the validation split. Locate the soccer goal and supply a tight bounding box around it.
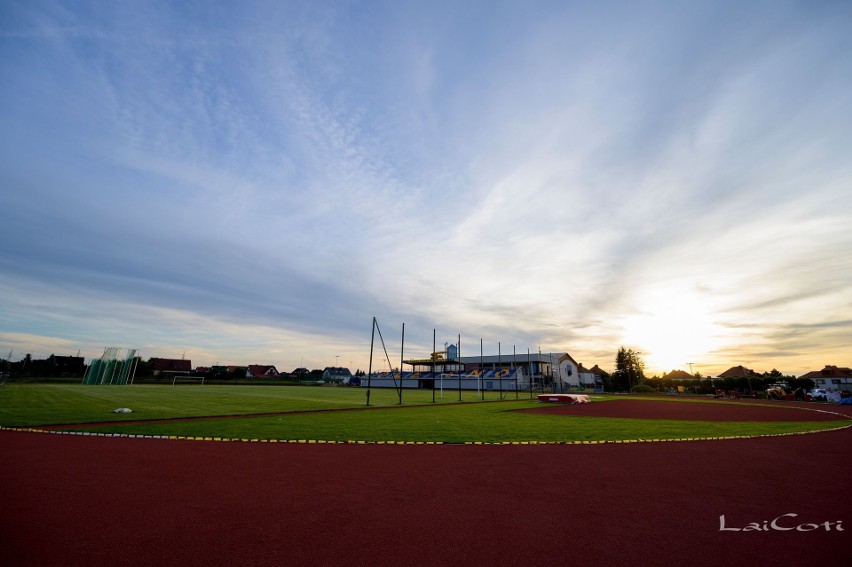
[171,374,206,386]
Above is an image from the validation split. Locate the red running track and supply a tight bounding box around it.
[516,398,850,421]
[1,403,850,566]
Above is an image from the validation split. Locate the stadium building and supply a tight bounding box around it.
[367,343,597,391]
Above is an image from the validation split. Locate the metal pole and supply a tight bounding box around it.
[107,348,119,385]
[366,317,375,406]
[432,329,436,403]
[399,323,405,405]
[458,334,462,402]
[499,342,503,399]
[514,345,518,399]
[528,348,533,398]
[480,338,484,400]
[552,352,557,393]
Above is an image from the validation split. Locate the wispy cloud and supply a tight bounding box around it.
[1,1,850,375]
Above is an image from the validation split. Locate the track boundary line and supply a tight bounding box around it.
[3,422,849,445]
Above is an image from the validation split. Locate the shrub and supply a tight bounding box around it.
[630,384,657,394]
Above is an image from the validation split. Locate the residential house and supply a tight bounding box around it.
[322,367,352,383]
[661,369,695,381]
[577,364,605,389]
[717,365,760,379]
[799,365,852,393]
[246,365,280,379]
[290,368,310,381]
[150,357,192,376]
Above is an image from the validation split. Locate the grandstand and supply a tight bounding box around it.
[367,344,589,391]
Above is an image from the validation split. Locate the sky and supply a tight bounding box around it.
[1,0,851,377]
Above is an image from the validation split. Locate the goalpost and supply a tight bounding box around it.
[171,374,205,386]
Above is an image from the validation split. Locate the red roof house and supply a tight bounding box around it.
[150,358,192,374]
[246,365,280,378]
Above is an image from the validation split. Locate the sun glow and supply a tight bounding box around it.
[620,289,725,376]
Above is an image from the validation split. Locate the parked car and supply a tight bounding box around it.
[808,388,829,402]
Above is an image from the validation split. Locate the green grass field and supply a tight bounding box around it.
[0,384,846,443]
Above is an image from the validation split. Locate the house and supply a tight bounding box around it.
[150,357,192,376]
[207,365,246,378]
[717,365,760,379]
[291,367,310,380]
[588,364,608,377]
[322,367,352,383]
[246,365,280,379]
[799,365,852,393]
[661,369,695,381]
[577,364,606,388]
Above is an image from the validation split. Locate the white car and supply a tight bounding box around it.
[808,389,829,402]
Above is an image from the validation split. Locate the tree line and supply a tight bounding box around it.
[602,347,814,394]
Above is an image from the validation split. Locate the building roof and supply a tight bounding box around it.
[48,355,85,368]
[247,365,279,377]
[799,365,852,380]
[323,367,352,376]
[453,352,576,365]
[717,365,758,378]
[559,352,580,367]
[662,369,694,381]
[151,358,192,372]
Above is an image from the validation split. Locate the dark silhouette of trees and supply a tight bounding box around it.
[612,347,645,392]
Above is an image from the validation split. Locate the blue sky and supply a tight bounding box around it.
[1,1,850,376]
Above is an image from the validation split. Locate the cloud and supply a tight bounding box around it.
[1,1,850,375]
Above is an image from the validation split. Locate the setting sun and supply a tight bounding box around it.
[620,289,725,376]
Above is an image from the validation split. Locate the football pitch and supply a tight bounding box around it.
[1,384,847,444]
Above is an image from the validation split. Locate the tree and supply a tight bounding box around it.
[307,369,323,381]
[612,347,645,392]
[134,357,153,377]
